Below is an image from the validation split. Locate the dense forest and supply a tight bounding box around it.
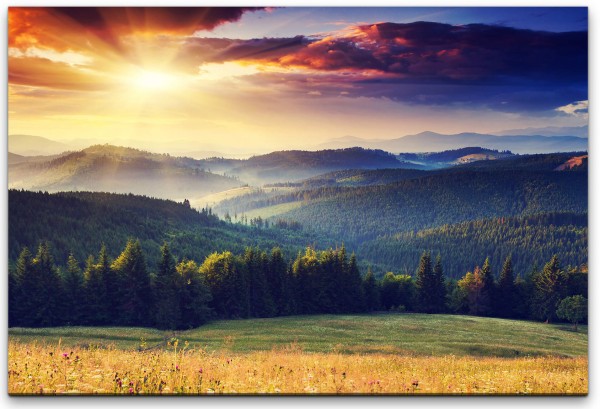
[9,190,587,280]
[218,170,587,242]
[360,213,587,278]
[8,190,334,268]
[8,150,588,331]
[9,240,587,329]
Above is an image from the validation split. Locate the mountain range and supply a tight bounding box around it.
[316,131,587,154]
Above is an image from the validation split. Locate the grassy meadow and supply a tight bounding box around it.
[8,314,588,395]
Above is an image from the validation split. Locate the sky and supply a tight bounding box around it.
[7,6,588,155]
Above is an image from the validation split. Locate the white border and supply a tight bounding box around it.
[1,1,595,408]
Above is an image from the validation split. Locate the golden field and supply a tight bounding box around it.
[8,314,588,395]
[8,340,587,395]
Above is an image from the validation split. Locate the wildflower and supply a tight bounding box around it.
[199,368,203,374]
[176,365,180,371]
[62,353,69,359]
[129,387,134,394]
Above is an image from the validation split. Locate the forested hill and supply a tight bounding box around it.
[239,169,587,242]
[8,190,332,267]
[8,144,241,199]
[360,212,587,278]
[217,147,416,185]
[452,151,587,172]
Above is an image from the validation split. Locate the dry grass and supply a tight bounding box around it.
[8,339,587,395]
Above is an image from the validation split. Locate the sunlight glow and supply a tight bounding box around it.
[133,69,177,90]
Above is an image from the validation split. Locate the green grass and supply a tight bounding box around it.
[190,186,255,208]
[8,314,587,358]
[241,201,303,220]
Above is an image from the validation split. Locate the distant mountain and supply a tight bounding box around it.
[8,134,70,156]
[314,135,376,150]
[215,147,416,185]
[496,125,588,138]
[379,131,587,154]
[8,152,27,165]
[318,131,588,154]
[8,144,241,200]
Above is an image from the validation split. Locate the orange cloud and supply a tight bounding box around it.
[9,57,112,91]
[9,7,262,54]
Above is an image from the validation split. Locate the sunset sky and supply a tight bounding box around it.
[8,7,588,155]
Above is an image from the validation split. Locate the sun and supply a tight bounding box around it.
[133,69,176,91]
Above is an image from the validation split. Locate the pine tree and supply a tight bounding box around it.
[266,247,287,315]
[111,240,154,326]
[63,253,84,325]
[246,248,275,318]
[96,244,117,324]
[432,255,447,313]
[318,248,339,313]
[362,268,380,312]
[83,255,107,324]
[479,257,495,316]
[416,251,434,313]
[9,247,33,327]
[346,253,365,312]
[28,242,64,326]
[532,255,568,322]
[291,247,321,314]
[200,251,248,318]
[178,259,212,328]
[496,256,516,318]
[154,243,181,330]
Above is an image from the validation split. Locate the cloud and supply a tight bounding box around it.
[275,22,587,85]
[9,7,263,54]
[7,13,587,114]
[8,57,112,90]
[556,100,589,116]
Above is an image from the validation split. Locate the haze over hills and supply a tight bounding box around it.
[317,131,587,154]
[8,134,70,156]
[8,144,241,200]
[215,152,587,239]
[495,125,588,138]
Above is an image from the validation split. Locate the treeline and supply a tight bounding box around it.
[361,212,587,278]
[9,240,587,329]
[9,241,364,329]
[367,253,586,323]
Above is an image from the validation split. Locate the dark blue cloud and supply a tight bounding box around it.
[185,21,588,113]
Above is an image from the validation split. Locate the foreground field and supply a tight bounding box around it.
[8,342,587,395]
[8,314,588,395]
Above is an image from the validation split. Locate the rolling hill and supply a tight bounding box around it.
[215,152,588,243]
[208,147,417,185]
[8,144,242,200]
[7,189,334,267]
[360,212,587,278]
